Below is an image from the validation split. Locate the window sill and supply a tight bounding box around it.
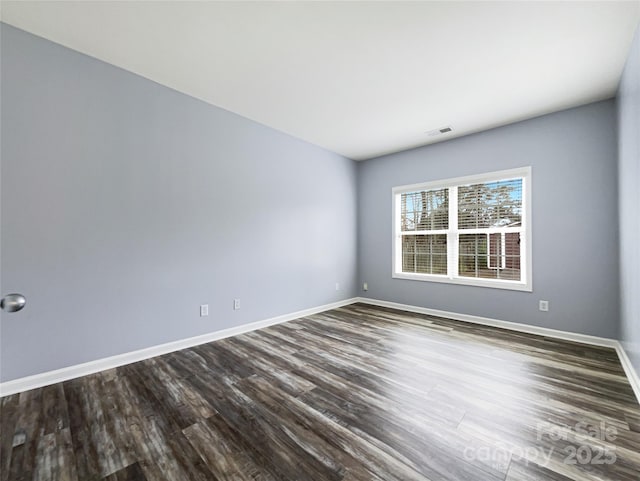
[392,272,532,292]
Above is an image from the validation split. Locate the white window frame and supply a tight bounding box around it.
[392,167,532,291]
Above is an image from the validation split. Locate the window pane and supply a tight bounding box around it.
[459,233,521,281]
[488,232,502,269]
[401,188,448,231]
[402,234,447,275]
[458,179,522,229]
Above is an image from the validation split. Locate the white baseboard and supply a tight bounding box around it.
[0,297,358,397]
[615,343,640,405]
[355,297,640,404]
[355,297,619,347]
[3,296,639,406]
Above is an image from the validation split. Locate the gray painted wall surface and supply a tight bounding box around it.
[0,24,358,382]
[0,22,630,383]
[617,24,640,375]
[358,101,620,338]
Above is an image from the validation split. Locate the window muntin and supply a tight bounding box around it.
[393,168,531,291]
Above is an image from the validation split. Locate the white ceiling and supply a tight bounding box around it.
[2,1,639,160]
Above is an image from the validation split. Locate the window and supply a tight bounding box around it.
[393,167,531,291]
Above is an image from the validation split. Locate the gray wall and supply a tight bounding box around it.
[0,24,358,382]
[358,100,620,338]
[617,24,640,374]
[0,21,630,383]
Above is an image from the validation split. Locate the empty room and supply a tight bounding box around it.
[1,1,640,480]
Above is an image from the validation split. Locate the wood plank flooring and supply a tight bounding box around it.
[1,303,639,480]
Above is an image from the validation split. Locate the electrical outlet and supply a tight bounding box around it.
[363,282,368,291]
[233,299,240,310]
[200,304,209,317]
[335,283,340,291]
[539,300,549,312]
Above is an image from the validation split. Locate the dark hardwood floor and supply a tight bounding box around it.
[1,303,639,480]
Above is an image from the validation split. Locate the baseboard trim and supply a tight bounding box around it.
[355,297,619,347]
[3,296,639,406]
[0,297,358,397]
[615,344,640,405]
[355,297,640,404]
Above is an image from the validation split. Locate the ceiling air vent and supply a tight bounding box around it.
[426,126,453,137]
